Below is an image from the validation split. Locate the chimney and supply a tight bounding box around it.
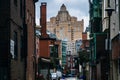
[82,32,87,40]
[40,2,48,38]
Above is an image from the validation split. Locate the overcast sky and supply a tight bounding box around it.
[35,0,89,30]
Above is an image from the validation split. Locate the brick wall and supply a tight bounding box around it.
[26,0,36,80]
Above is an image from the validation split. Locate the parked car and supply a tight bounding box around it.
[51,72,57,80]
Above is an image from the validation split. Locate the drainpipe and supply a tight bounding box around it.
[119,0,120,74]
[33,0,38,79]
[23,0,27,80]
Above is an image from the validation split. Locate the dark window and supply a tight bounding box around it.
[14,0,17,6]
[54,45,58,57]
[20,36,24,61]
[50,46,54,57]
[33,62,35,70]
[54,29,56,34]
[14,31,18,60]
[0,67,8,80]
[20,0,23,17]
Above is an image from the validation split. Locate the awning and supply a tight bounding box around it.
[41,58,51,63]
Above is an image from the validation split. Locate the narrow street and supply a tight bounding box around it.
[0,0,120,80]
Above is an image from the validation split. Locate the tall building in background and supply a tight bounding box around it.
[47,4,84,55]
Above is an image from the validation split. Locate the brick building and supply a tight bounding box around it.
[0,0,38,80]
[25,0,38,80]
[0,0,26,80]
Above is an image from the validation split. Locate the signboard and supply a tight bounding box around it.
[10,40,14,58]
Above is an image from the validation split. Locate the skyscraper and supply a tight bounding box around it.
[47,4,84,55]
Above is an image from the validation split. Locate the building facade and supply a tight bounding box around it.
[89,0,108,80]
[0,0,38,80]
[102,0,120,80]
[25,0,38,80]
[111,0,120,79]
[47,4,84,55]
[0,0,26,80]
[89,0,120,80]
[111,0,120,80]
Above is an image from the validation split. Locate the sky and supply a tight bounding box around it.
[35,0,89,30]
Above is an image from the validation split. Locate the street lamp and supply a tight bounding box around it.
[105,7,114,17]
[105,6,114,80]
[105,7,114,50]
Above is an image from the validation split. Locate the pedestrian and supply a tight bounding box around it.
[46,73,51,80]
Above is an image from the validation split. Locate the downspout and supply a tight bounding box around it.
[34,2,36,80]
[8,0,11,80]
[34,0,39,80]
[23,0,27,80]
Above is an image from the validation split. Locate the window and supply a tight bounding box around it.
[68,27,71,32]
[14,31,18,60]
[50,46,53,57]
[55,45,58,57]
[0,67,8,80]
[78,26,80,31]
[68,62,70,67]
[20,36,24,60]
[20,0,23,17]
[68,57,70,61]
[73,63,75,67]
[14,0,17,6]
[54,29,56,33]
